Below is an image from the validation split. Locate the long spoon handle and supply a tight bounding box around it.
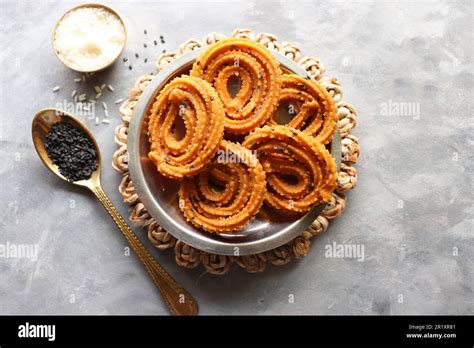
[91,185,198,316]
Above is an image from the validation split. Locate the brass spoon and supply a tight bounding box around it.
[32,108,198,316]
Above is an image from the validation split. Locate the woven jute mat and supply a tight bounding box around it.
[112,29,360,274]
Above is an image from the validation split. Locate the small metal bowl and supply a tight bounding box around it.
[52,3,127,73]
[128,48,341,255]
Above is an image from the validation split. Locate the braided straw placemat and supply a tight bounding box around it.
[112,29,360,274]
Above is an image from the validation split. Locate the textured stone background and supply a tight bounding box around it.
[0,0,472,315]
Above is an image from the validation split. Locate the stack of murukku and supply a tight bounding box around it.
[148,38,339,234]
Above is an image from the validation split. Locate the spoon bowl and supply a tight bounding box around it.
[32,108,101,189]
[32,108,198,316]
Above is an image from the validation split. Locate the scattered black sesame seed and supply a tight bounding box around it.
[44,122,98,182]
[162,49,166,53]
[135,53,139,58]
[144,58,148,63]
[159,35,163,39]
[154,40,157,46]
[144,29,147,35]
[123,57,128,62]
[144,43,147,48]
[129,65,132,70]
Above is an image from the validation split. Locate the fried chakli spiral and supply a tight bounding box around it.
[243,125,337,215]
[190,38,282,134]
[269,74,338,145]
[148,75,225,180]
[178,141,266,233]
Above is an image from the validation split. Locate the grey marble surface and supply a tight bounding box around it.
[0,0,472,315]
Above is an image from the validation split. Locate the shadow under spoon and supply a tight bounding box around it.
[31,107,198,316]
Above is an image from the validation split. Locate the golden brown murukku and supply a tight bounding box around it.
[178,141,266,233]
[148,75,225,180]
[268,74,337,144]
[243,125,337,215]
[147,37,341,234]
[190,38,282,134]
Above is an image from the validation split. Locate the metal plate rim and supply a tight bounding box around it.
[127,47,341,255]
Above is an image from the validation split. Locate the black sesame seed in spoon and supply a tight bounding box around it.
[44,122,98,182]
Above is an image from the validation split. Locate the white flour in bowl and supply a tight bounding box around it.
[53,7,126,71]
